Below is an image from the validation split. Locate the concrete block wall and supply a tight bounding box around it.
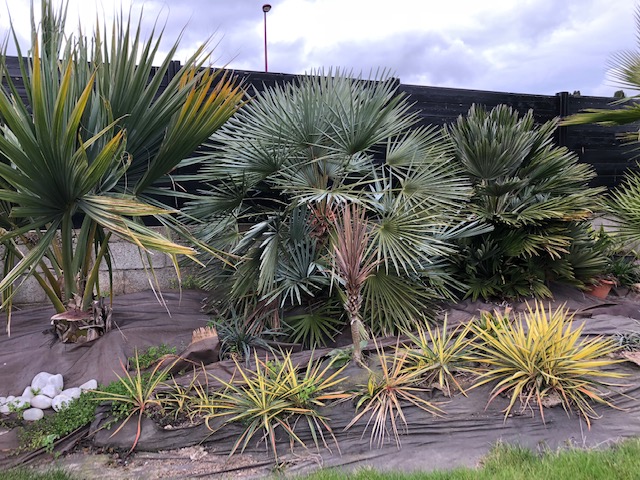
[3,231,186,305]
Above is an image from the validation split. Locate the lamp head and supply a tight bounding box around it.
[262,4,271,13]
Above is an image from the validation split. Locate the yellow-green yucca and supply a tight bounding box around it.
[202,352,348,460]
[469,302,624,427]
[404,317,473,397]
[345,341,444,449]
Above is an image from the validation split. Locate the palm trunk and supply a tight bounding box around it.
[347,289,366,366]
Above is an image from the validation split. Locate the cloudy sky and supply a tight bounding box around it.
[1,0,638,96]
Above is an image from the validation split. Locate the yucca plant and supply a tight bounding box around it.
[203,351,348,460]
[404,317,474,397]
[186,69,480,349]
[446,105,606,300]
[469,302,624,427]
[94,351,177,453]
[0,1,244,335]
[345,341,443,449]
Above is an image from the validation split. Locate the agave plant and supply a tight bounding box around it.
[0,1,243,335]
[186,70,480,352]
[446,104,606,300]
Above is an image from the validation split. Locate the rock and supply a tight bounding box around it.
[31,372,54,391]
[0,405,9,414]
[23,408,44,421]
[0,397,6,406]
[30,394,52,410]
[79,379,97,391]
[52,395,73,412]
[47,374,64,393]
[22,386,35,400]
[41,384,60,399]
[6,396,15,403]
[9,397,30,410]
[61,387,81,400]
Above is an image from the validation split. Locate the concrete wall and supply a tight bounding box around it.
[4,232,184,305]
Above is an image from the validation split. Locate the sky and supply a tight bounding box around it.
[1,0,638,97]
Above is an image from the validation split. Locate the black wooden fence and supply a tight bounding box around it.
[3,56,637,189]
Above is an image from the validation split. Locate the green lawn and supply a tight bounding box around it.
[295,438,640,479]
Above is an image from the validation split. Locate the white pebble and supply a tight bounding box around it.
[0,396,6,406]
[8,397,30,410]
[61,387,81,400]
[30,394,52,410]
[31,372,53,391]
[22,386,35,400]
[47,374,64,392]
[0,405,9,414]
[78,379,97,391]
[52,395,73,412]
[6,395,15,403]
[41,384,59,399]
[23,408,44,421]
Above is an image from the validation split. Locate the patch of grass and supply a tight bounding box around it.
[18,391,99,453]
[128,343,177,370]
[3,469,78,480]
[295,438,640,479]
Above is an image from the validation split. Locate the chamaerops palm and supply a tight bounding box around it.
[186,70,480,354]
[0,1,243,335]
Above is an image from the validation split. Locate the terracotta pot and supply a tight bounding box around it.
[585,279,615,299]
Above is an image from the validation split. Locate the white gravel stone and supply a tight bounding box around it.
[31,372,54,391]
[79,379,97,391]
[0,405,9,414]
[6,396,15,403]
[61,387,81,400]
[30,394,52,410]
[47,374,64,393]
[0,397,6,406]
[23,408,44,421]
[9,397,30,410]
[22,386,35,400]
[52,395,73,412]
[41,384,59,399]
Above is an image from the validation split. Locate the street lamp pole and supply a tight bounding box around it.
[262,4,271,72]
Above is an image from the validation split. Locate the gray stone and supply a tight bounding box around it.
[23,408,44,421]
[30,394,52,409]
[79,379,98,391]
[52,395,73,412]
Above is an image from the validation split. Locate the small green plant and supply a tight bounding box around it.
[614,331,640,352]
[469,302,625,427]
[94,352,177,453]
[202,351,348,460]
[283,301,344,348]
[345,341,443,449]
[128,343,177,370]
[404,317,474,396]
[212,315,278,363]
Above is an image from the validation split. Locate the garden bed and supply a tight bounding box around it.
[2,287,640,478]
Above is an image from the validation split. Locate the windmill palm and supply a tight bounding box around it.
[186,70,478,354]
[0,1,244,336]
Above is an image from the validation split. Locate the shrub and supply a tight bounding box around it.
[469,302,624,427]
[446,105,606,300]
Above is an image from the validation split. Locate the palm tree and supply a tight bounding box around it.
[446,105,605,300]
[186,70,478,356]
[0,1,244,337]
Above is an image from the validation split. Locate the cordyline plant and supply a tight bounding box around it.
[0,1,243,336]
